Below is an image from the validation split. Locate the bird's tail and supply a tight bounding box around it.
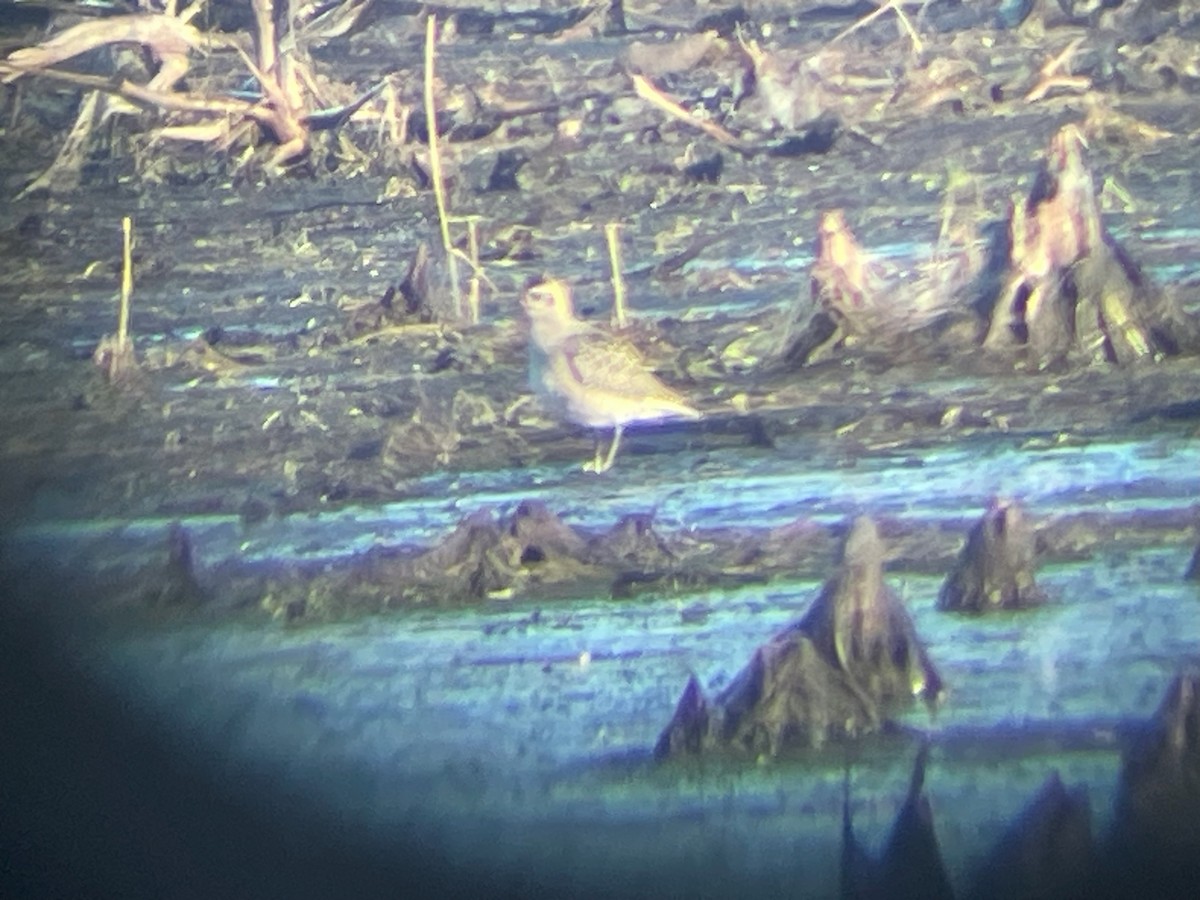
[656,398,702,421]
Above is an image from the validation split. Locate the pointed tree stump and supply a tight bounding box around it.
[938,499,1045,612]
[982,123,1198,366]
[655,517,942,759]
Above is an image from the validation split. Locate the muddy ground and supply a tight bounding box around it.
[1,0,1199,532]
[2,1,1200,898]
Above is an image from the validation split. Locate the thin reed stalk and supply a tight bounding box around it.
[119,215,133,348]
[423,14,461,314]
[605,222,627,329]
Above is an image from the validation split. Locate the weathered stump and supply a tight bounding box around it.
[782,209,890,366]
[1185,543,1200,581]
[1108,669,1200,896]
[779,207,980,368]
[938,500,1045,612]
[841,745,955,900]
[981,123,1197,366]
[968,771,1094,900]
[655,517,942,759]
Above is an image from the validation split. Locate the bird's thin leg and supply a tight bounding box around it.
[583,432,604,473]
[597,424,624,473]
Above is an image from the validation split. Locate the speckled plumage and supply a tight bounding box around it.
[522,278,700,472]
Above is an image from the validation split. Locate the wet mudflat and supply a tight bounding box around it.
[2,1,1200,897]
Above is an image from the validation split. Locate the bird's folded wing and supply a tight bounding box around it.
[563,334,681,400]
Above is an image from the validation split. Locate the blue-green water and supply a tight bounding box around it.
[10,430,1197,894]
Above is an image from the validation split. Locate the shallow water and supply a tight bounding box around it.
[9,424,1196,894]
[11,427,1198,567]
[69,538,1194,894]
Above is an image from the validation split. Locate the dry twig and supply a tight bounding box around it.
[1024,37,1091,103]
[829,0,925,56]
[631,73,752,156]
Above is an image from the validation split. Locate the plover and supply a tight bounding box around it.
[522,277,700,473]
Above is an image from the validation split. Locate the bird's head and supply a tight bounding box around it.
[522,277,575,317]
[522,277,580,350]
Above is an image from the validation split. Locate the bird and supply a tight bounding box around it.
[521,277,700,473]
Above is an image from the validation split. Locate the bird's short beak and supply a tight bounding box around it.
[521,284,548,312]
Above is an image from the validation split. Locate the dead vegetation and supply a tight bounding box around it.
[1,0,391,186]
[776,121,1199,370]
